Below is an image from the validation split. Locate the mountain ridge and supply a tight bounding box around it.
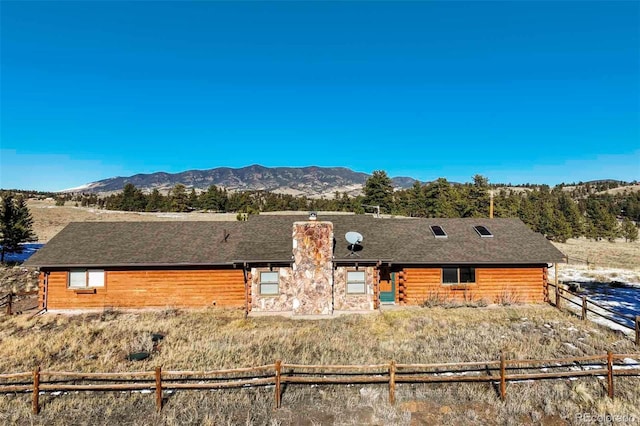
[64,165,421,198]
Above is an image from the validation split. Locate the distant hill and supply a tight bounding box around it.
[63,165,421,198]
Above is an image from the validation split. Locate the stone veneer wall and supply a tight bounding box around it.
[333,266,375,311]
[250,267,294,312]
[291,221,334,315]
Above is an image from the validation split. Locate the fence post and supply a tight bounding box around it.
[7,293,12,315]
[635,316,639,346]
[155,367,162,412]
[499,352,506,401]
[607,351,614,399]
[32,366,40,415]
[274,360,282,409]
[556,285,561,310]
[389,360,396,405]
[581,297,587,321]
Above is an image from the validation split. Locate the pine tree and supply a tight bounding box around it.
[0,195,37,263]
[517,193,538,230]
[169,184,189,212]
[199,185,228,212]
[120,183,147,211]
[407,181,427,217]
[363,170,394,214]
[621,218,638,242]
[461,175,490,217]
[188,188,199,210]
[555,190,583,238]
[145,189,165,212]
[585,198,619,241]
[424,178,457,217]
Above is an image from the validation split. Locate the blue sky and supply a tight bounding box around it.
[1,1,638,191]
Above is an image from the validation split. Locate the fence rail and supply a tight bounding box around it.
[0,291,39,315]
[548,282,640,346]
[1,353,638,415]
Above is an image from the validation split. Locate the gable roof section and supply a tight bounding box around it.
[25,222,244,268]
[25,215,566,268]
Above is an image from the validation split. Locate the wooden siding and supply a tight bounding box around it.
[402,266,545,305]
[44,269,245,310]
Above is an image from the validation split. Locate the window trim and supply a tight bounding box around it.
[441,267,476,286]
[68,269,105,289]
[430,225,448,239]
[259,270,280,296]
[346,270,367,295]
[473,225,493,238]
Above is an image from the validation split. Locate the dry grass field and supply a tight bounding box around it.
[552,238,640,271]
[1,306,638,425]
[27,199,238,243]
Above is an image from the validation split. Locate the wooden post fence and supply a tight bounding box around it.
[6,293,13,315]
[499,352,506,401]
[32,366,40,415]
[555,284,561,310]
[581,297,587,321]
[388,360,396,405]
[155,367,162,412]
[274,360,282,409]
[5,353,638,416]
[607,351,614,399]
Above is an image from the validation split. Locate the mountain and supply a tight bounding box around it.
[65,165,421,198]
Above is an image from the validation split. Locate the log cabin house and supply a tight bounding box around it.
[25,214,565,315]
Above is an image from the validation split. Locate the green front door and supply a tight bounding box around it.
[380,272,396,304]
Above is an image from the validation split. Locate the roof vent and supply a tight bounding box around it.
[430,225,447,239]
[474,225,493,238]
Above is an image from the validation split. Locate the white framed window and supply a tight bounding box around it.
[260,271,279,295]
[69,269,105,288]
[346,270,366,295]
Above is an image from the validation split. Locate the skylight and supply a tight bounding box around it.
[474,225,493,238]
[430,225,447,239]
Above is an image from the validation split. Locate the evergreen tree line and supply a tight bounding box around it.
[61,172,639,243]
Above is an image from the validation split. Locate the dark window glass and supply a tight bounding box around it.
[474,225,493,237]
[430,225,447,237]
[459,267,475,283]
[442,267,458,284]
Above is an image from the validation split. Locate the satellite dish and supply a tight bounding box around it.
[345,231,363,257]
[345,231,363,245]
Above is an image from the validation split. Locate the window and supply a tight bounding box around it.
[346,270,366,294]
[430,225,447,239]
[473,225,493,237]
[68,269,105,288]
[259,271,279,295]
[442,267,475,285]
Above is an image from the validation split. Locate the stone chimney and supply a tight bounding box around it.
[291,221,333,315]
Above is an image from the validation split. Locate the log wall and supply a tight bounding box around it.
[402,266,546,305]
[43,269,245,310]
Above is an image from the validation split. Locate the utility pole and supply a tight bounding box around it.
[489,190,494,219]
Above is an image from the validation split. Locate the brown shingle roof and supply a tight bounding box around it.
[25,222,244,267]
[25,215,565,268]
